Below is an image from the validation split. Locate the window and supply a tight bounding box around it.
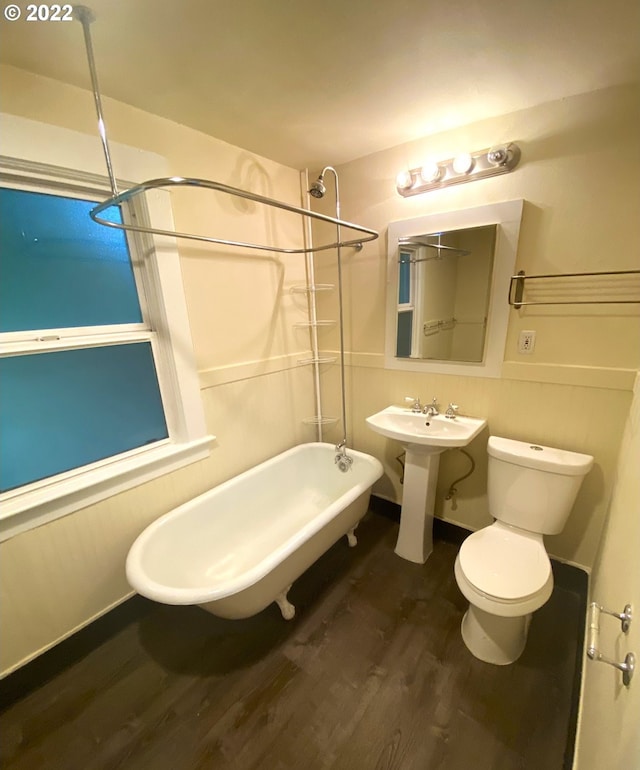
[0,186,171,492]
[396,247,417,357]
[0,114,212,540]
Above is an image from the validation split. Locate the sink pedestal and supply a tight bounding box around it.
[365,405,487,564]
[395,446,442,564]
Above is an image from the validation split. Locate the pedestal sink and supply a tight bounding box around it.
[366,406,487,564]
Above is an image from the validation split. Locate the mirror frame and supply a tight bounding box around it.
[385,199,524,378]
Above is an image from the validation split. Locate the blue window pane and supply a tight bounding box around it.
[0,186,142,332]
[398,251,411,304]
[0,343,168,492]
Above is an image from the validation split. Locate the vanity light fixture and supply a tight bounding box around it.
[452,153,474,175]
[420,162,443,184]
[396,170,414,190]
[396,143,521,197]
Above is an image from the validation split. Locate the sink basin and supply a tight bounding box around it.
[366,406,486,449]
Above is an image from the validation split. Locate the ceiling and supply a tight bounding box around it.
[1,0,638,169]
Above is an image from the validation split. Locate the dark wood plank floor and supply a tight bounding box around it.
[0,511,583,770]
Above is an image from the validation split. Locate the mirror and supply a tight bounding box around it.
[396,224,496,363]
[385,200,523,378]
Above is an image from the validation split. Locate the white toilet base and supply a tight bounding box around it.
[461,604,532,665]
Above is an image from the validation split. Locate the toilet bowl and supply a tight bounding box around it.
[454,436,593,665]
[454,522,554,664]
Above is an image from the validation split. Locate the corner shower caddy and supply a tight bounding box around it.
[292,282,339,431]
[74,7,378,450]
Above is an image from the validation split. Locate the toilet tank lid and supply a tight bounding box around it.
[488,436,594,476]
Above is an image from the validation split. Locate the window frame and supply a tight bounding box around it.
[0,115,213,541]
[396,246,423,359]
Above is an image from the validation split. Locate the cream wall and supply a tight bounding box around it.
[0,66,319,676]
[574,373,640,769]
[451,227,494,361]
[314,82,639,569]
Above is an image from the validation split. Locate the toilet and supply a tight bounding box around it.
[454,436,593,665]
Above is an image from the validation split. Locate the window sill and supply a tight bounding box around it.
[0,435,215,542]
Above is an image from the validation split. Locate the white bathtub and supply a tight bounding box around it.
[126,442,383,620]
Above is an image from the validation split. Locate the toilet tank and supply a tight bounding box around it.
[487,437,594,535]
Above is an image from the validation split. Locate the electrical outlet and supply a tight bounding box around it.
[518,330,536,354]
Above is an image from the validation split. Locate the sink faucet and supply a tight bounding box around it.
[424,397,439,417]
[445,403,459,419]
[406,396,440,415]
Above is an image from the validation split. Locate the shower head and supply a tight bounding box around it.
[308,176,326,199]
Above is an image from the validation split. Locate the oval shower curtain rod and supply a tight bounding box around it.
[89,176,379,254]
[73,6,379,254]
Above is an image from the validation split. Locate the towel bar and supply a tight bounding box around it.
[586,602,634,687]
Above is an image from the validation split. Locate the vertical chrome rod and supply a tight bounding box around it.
[74,5,119,196]
[323,166,348,450]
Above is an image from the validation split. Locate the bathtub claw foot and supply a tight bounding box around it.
[346,527,358,547]
[276,587,296,620]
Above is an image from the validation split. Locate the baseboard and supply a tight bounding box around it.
[0,595,152,712]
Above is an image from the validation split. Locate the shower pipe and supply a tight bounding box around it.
[308,166,353,472]
[300,169,325,442]
[74,7,378,254]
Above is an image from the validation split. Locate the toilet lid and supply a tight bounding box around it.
[459,525,551,600]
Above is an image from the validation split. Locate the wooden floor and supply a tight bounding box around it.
[0,511,584,770]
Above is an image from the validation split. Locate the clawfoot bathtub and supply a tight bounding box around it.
[126,443,383,620]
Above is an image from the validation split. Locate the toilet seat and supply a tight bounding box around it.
[458,522,551,601]
[454,554,553,620]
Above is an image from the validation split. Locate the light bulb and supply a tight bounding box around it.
[396,170,414,190]
[420,162,442,183]
[452,153,474,175]
[487,146,510,166]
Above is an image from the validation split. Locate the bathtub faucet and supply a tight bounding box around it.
[335,440,353,472]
